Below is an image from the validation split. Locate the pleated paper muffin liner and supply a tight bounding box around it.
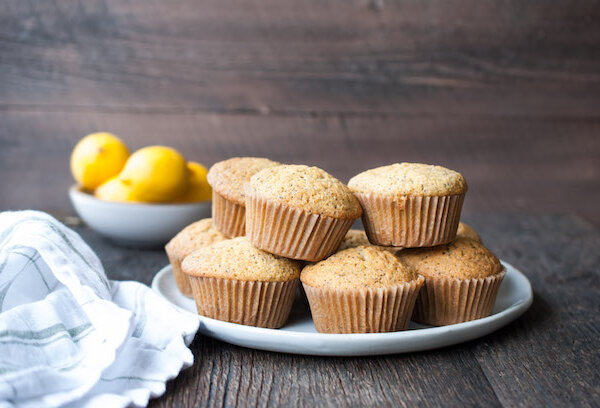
[188,276,299,328]
[211,190,246,238]
[353,192,465,248]
[245,194,355,262]
[412,270,506,326]
[165,249,193,297]
[302,276,425,334]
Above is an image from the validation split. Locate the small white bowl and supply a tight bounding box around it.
[69,186,212,248]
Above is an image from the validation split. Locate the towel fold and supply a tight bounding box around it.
[0,211,199,408]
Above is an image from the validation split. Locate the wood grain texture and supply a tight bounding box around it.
[1,0,600,117]
[1,0,599,225]
[472,215,600,408]
[1,111,599,226]
[71,214,600,407]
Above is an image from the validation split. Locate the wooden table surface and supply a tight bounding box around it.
[2,0,600,406]
[72,214,599,407]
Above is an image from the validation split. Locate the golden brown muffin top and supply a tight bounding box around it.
[398,237,502,280]
[247,164,362,219]
[336,229,397,253]
[348,163,467,196]
[301,246,418,290]
[165,218,226,261]
[182,237,301,282]
[456,222,481,243]
[207,157,280,204]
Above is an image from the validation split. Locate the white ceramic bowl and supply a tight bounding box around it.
[69,186,212,248]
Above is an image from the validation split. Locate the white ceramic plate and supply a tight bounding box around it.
[151,260,532,356]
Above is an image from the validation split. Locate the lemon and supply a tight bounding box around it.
[118,146,188,202]
[176,162,212,202]
[70,132,130,190]
[94,177,137,202]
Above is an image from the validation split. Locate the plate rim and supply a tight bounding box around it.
[151,260,533,355]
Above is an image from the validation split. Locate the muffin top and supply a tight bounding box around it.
[348,163,467,196]
[301,246,418,290]
[248,165,362,218]
[165,218,226,260]
[336,229,396,253]
[182,237,301,281]
[207,157,280,204]
[398,237,502,280]
[456,222,481,243]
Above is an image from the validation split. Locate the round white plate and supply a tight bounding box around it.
[151,260,532,356]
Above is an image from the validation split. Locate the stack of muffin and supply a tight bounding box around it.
[166,158,506,333]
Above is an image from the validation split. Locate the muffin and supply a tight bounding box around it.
[165,218,226,297]
[336,229,397,254]
[456,222,481,242]
[245,165,362,261]
[301,246,424,333]
[207,157,280,237]
[348,163,467,247]
[182,237,301,328]
[398,237,505,325]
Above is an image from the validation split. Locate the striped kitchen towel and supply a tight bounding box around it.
[0,211,199,408]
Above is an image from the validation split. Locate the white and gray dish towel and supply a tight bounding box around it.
[0,211,200,408]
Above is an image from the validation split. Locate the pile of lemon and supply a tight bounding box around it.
[70,133,211,203]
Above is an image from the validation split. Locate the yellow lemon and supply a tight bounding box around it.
[118,146,188,202]
[70,132,130,190]
[176,162,212,202]
[94,177,137,202]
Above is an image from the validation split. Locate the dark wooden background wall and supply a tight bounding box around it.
[1,0,599,225]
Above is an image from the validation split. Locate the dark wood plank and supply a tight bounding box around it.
[172,340,502,408]
[1,111,599,226]
[1,0,600,117]
[471,215,600,407]
[71,214,600,407]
